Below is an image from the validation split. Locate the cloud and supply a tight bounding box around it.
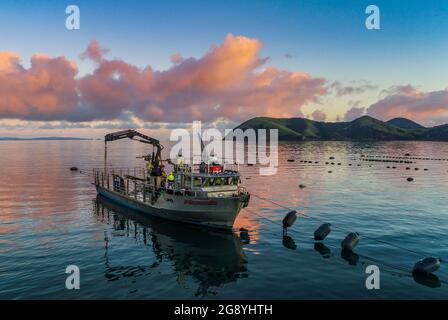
[311,109,326,121]
[0,34,327,124]
[0,52,79,120]
[366,85,448,126]
[80,40,109,63]
[170,53,184,64]
[330,81,377,96]
[344,106,366,121]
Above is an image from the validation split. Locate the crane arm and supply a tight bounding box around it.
[104,129,162,149]
[103,130,164,174]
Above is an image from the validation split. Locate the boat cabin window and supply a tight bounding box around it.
[193,177,202,187]
[201,176,240,186]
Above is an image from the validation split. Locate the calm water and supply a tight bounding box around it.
[1,140,448,299]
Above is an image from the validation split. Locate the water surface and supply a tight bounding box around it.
[1,140,448,299]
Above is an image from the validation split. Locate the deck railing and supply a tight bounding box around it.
[93,167,245,203]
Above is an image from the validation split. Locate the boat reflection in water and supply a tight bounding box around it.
[94,195,248,296]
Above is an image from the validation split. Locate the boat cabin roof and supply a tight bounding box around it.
[181,170,240,178]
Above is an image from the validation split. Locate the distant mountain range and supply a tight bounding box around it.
[234,116,448,141]
[0,137,93,141]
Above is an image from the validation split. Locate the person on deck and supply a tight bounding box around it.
[161,165,167,187]
[145,156,153,178]
[167,171,175,189]
[152,164,163,189]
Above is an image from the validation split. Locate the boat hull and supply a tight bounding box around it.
[96,186,244,230]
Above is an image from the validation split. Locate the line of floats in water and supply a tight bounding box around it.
[280,213,441,276]
[243,153,445,287]
[240,204,443,288]
[278,153,448,181]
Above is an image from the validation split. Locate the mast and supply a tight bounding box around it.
[104,140,108,176]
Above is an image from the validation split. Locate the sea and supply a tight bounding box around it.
[1,140,448,299]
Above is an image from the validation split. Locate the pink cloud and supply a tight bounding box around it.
[311,109,326,121]
[80,40,110,63]
[0,53,78,120]
[367,85,448,126]
[170,53,184,64]
[0,34,327,123]
[344,106,366,121]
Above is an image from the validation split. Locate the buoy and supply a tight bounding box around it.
[314,243,331,258]
[405,153,411,156]
[413,273,441,288]
[424,168,428,171]
[341,249,359,265]
[407,177,414,182]
[412,257,441,275]
[314,223,332,241]
[298,184,306,189]
[70,167,78,171]
[329,156,335,160]
[247,163,254,166]
[341,232,359,251]
[282,235,297,250]
[415,168,419,170]
[282,210,297,228]
[328,170,333,173]
[287,159,294,162]
[406,167,410,170]
[337,163,341,165]
[240,229,250,243]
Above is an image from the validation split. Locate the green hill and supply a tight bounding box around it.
[233,116,448,141]
[387,117,425,129]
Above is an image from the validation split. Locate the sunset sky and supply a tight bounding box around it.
[1,0,448,137]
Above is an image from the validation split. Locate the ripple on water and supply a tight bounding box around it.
[1,140,448,299]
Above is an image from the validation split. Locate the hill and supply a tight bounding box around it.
[234,116,447,141]
[387,117,425,129]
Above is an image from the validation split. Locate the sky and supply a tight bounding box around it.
[1,0,448,137]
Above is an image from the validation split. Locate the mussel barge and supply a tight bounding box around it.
[93,130,250,230]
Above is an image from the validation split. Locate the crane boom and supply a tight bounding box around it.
[103,129,164,174]
[105,129,162,147]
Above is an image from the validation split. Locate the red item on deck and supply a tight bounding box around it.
[209,165,222,173]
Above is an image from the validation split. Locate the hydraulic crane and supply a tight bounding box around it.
[104,129,164,175]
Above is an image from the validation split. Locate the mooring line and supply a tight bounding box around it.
[249,193,446,261]
[242,207,413,276]
[241,207,448,285]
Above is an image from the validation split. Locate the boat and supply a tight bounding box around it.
[94,194,248,294]
[93,129,250,230]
